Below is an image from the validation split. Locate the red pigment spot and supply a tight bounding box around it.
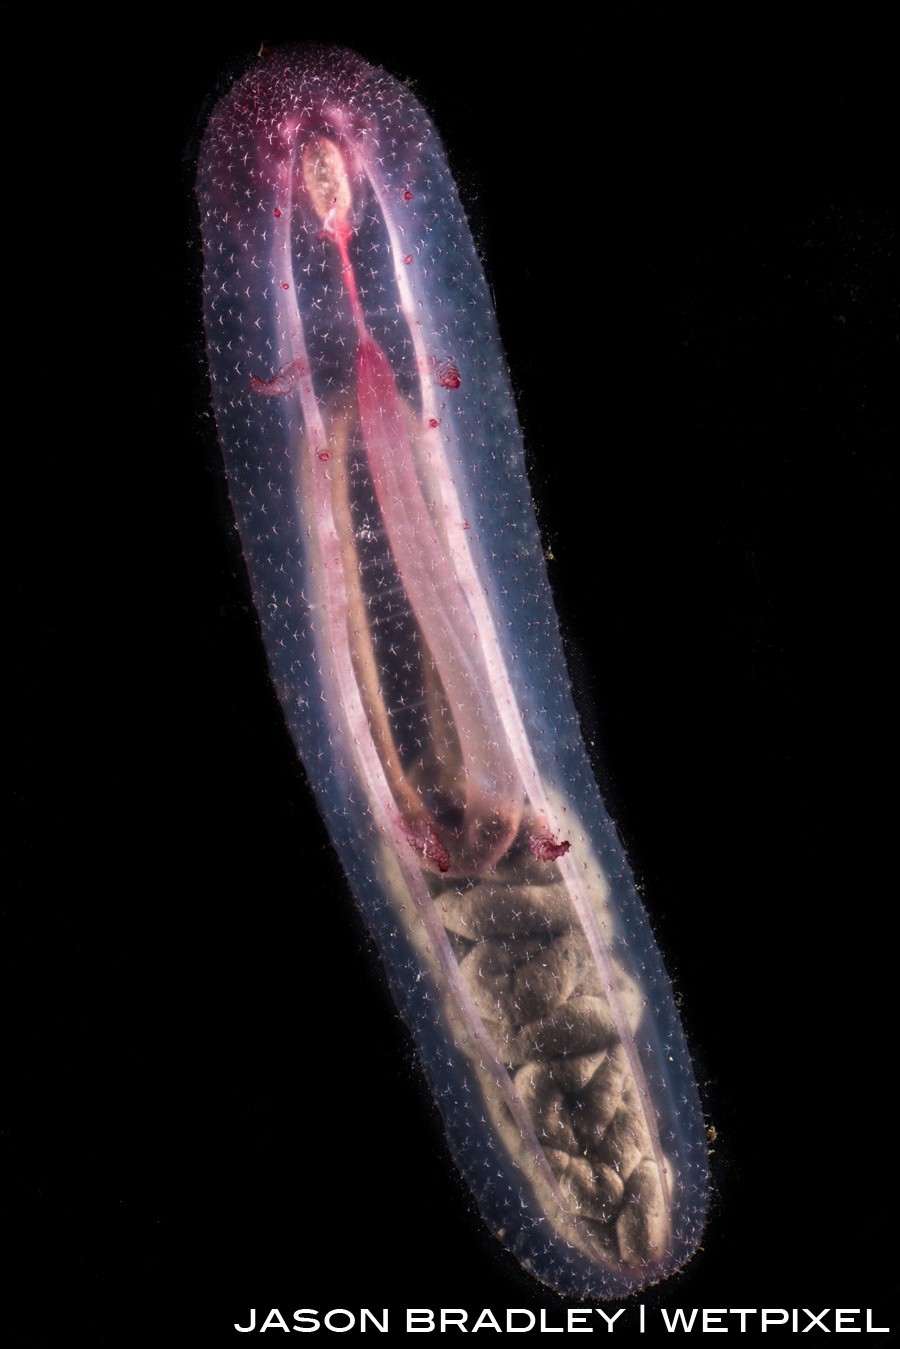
[249,357,308,397]
[317,452,331,462]
[402,816,451,873]
[274,208,282,218]
[462,520,470,530]
[435,358,461,390]
[530,834,571,863]
[281,282,290,290]
[428,417,440,428]
[404,254,413,265]
[403,189,413,201]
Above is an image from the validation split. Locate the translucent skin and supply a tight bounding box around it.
[196,44,708,1297]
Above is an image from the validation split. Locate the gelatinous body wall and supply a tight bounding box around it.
[196,45,708,1297]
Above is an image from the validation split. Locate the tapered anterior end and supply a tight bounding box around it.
[302,136,353,237]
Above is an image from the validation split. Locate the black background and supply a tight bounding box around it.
[8,17,897,1344]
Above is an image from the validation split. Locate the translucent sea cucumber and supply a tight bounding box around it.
[196,43,708,1297]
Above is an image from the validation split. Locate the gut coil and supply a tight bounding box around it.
[196,43,709,1297]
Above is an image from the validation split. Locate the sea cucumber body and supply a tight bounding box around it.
[197,45,708,1297]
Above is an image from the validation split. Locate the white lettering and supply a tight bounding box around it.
[730,1310,756,1332]
[660,1309,698,1332]
[835,1309,860,1333]
[702,1310,727,1332]
[507,1311,535,1333]
[442,1311,468,1332]
[260,1309,292,1333]
[762,1310,789,1332]
[235,1310,257,1333]
[472,1310,501,1333]
[323,1311,355,1333]
[539,1309,563,1332]
[359,1309,388,1333]
[593,1309,625,1331]
[866,1310,889,1333]
[407,1310,434,1333]
[293,1310,320,1333]
[802,1309,830,1333]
